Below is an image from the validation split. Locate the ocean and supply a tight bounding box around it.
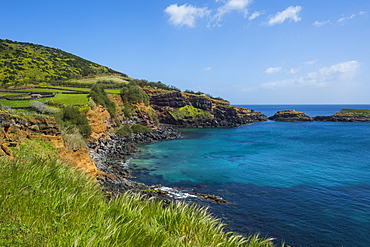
[129,105,370,246]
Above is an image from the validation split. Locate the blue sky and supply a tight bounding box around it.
[1,0,369,104]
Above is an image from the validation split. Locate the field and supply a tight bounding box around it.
[0,74,130,109]
[68,75,130,85]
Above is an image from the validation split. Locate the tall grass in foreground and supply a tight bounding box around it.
[0,144,275,246]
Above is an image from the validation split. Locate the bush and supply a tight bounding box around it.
[88,99,96,110]
[120,82,150,106]
[30,101,59,114]
[131,124,150,133]
[122,104,137,118]
[61,106,91,138]
[115,125,133,137]
[89,83,116,117]
[115,124,150,137]
[60,126,87,150]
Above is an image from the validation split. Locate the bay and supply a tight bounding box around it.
[129,105,370,246]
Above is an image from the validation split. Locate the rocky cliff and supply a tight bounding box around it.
[0,110,99,176]
[146,89,268,127]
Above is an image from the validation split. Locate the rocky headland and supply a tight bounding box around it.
[146,89,268,127]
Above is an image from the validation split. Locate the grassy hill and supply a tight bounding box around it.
[0,39,124,87]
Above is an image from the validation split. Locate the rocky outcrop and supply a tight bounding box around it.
[0,112,60,135]
[314,115,370,122]
[88,126,181,194]
[269,110,314,122]
[146,90,268,127]
[314,109,370,122]
[0,111,63,158]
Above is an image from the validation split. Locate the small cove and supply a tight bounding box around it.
[128,105,370,246]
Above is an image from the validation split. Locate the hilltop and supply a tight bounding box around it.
[0,39,123,87]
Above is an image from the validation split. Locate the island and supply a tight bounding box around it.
[268,109,314,122]
[314,109,370,122]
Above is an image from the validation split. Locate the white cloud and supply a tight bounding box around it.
[212,0,252,25]
[305,60,317,65]
[249,11,263,20]
[338,14,356,23]
[164,4,210,28]
[288,68,300,74]
[318,60,360,78]
[313,20,330,27]
[202,67,212,71]
[338,11,367,23]
[267,6,302,26]
[264,67,282,74]
[261,61,361,89]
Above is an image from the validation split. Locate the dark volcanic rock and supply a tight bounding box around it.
[88,126,182,195]
[269,110,313,122]
[146,89,268,128]
[314,109,370,122]
[314,115,370,122]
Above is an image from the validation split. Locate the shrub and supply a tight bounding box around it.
[115,124,150,137]
[88,98,96,110]
[89,83,116,117]
[120,82,149,106]
[131,124,150,133]
[60,106,92,138]
[60,126,87,150]
[30,101,59,114]
[115,125,132,137]
[122,104,137,119]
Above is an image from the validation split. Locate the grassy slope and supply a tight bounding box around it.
[0,140,274,246]
[336,109,370,116]
[0,39,123,87]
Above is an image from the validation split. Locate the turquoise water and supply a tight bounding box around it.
[129,105,370,246]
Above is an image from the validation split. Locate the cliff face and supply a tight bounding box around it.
[0,110,99,176]
[146,89,267,127]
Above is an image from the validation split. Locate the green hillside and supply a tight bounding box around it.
[0,39,123,87]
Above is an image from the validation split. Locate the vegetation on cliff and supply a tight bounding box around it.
[89,83,117,118]
[0,39,122,87]
[120,82,150,106]
[0,141,274,246]
[170,105,213,121]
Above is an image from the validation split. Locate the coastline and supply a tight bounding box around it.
[88,125,182,198]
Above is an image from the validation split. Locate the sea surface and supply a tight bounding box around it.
[129,105,370,247]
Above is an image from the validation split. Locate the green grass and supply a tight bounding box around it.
[68,75,129,85]
[22,88,72,93]
[170,105,213,121]
[0,140,275,246]
[337,109,370,116]
[53,93,89,105]
[0,97,51,107]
